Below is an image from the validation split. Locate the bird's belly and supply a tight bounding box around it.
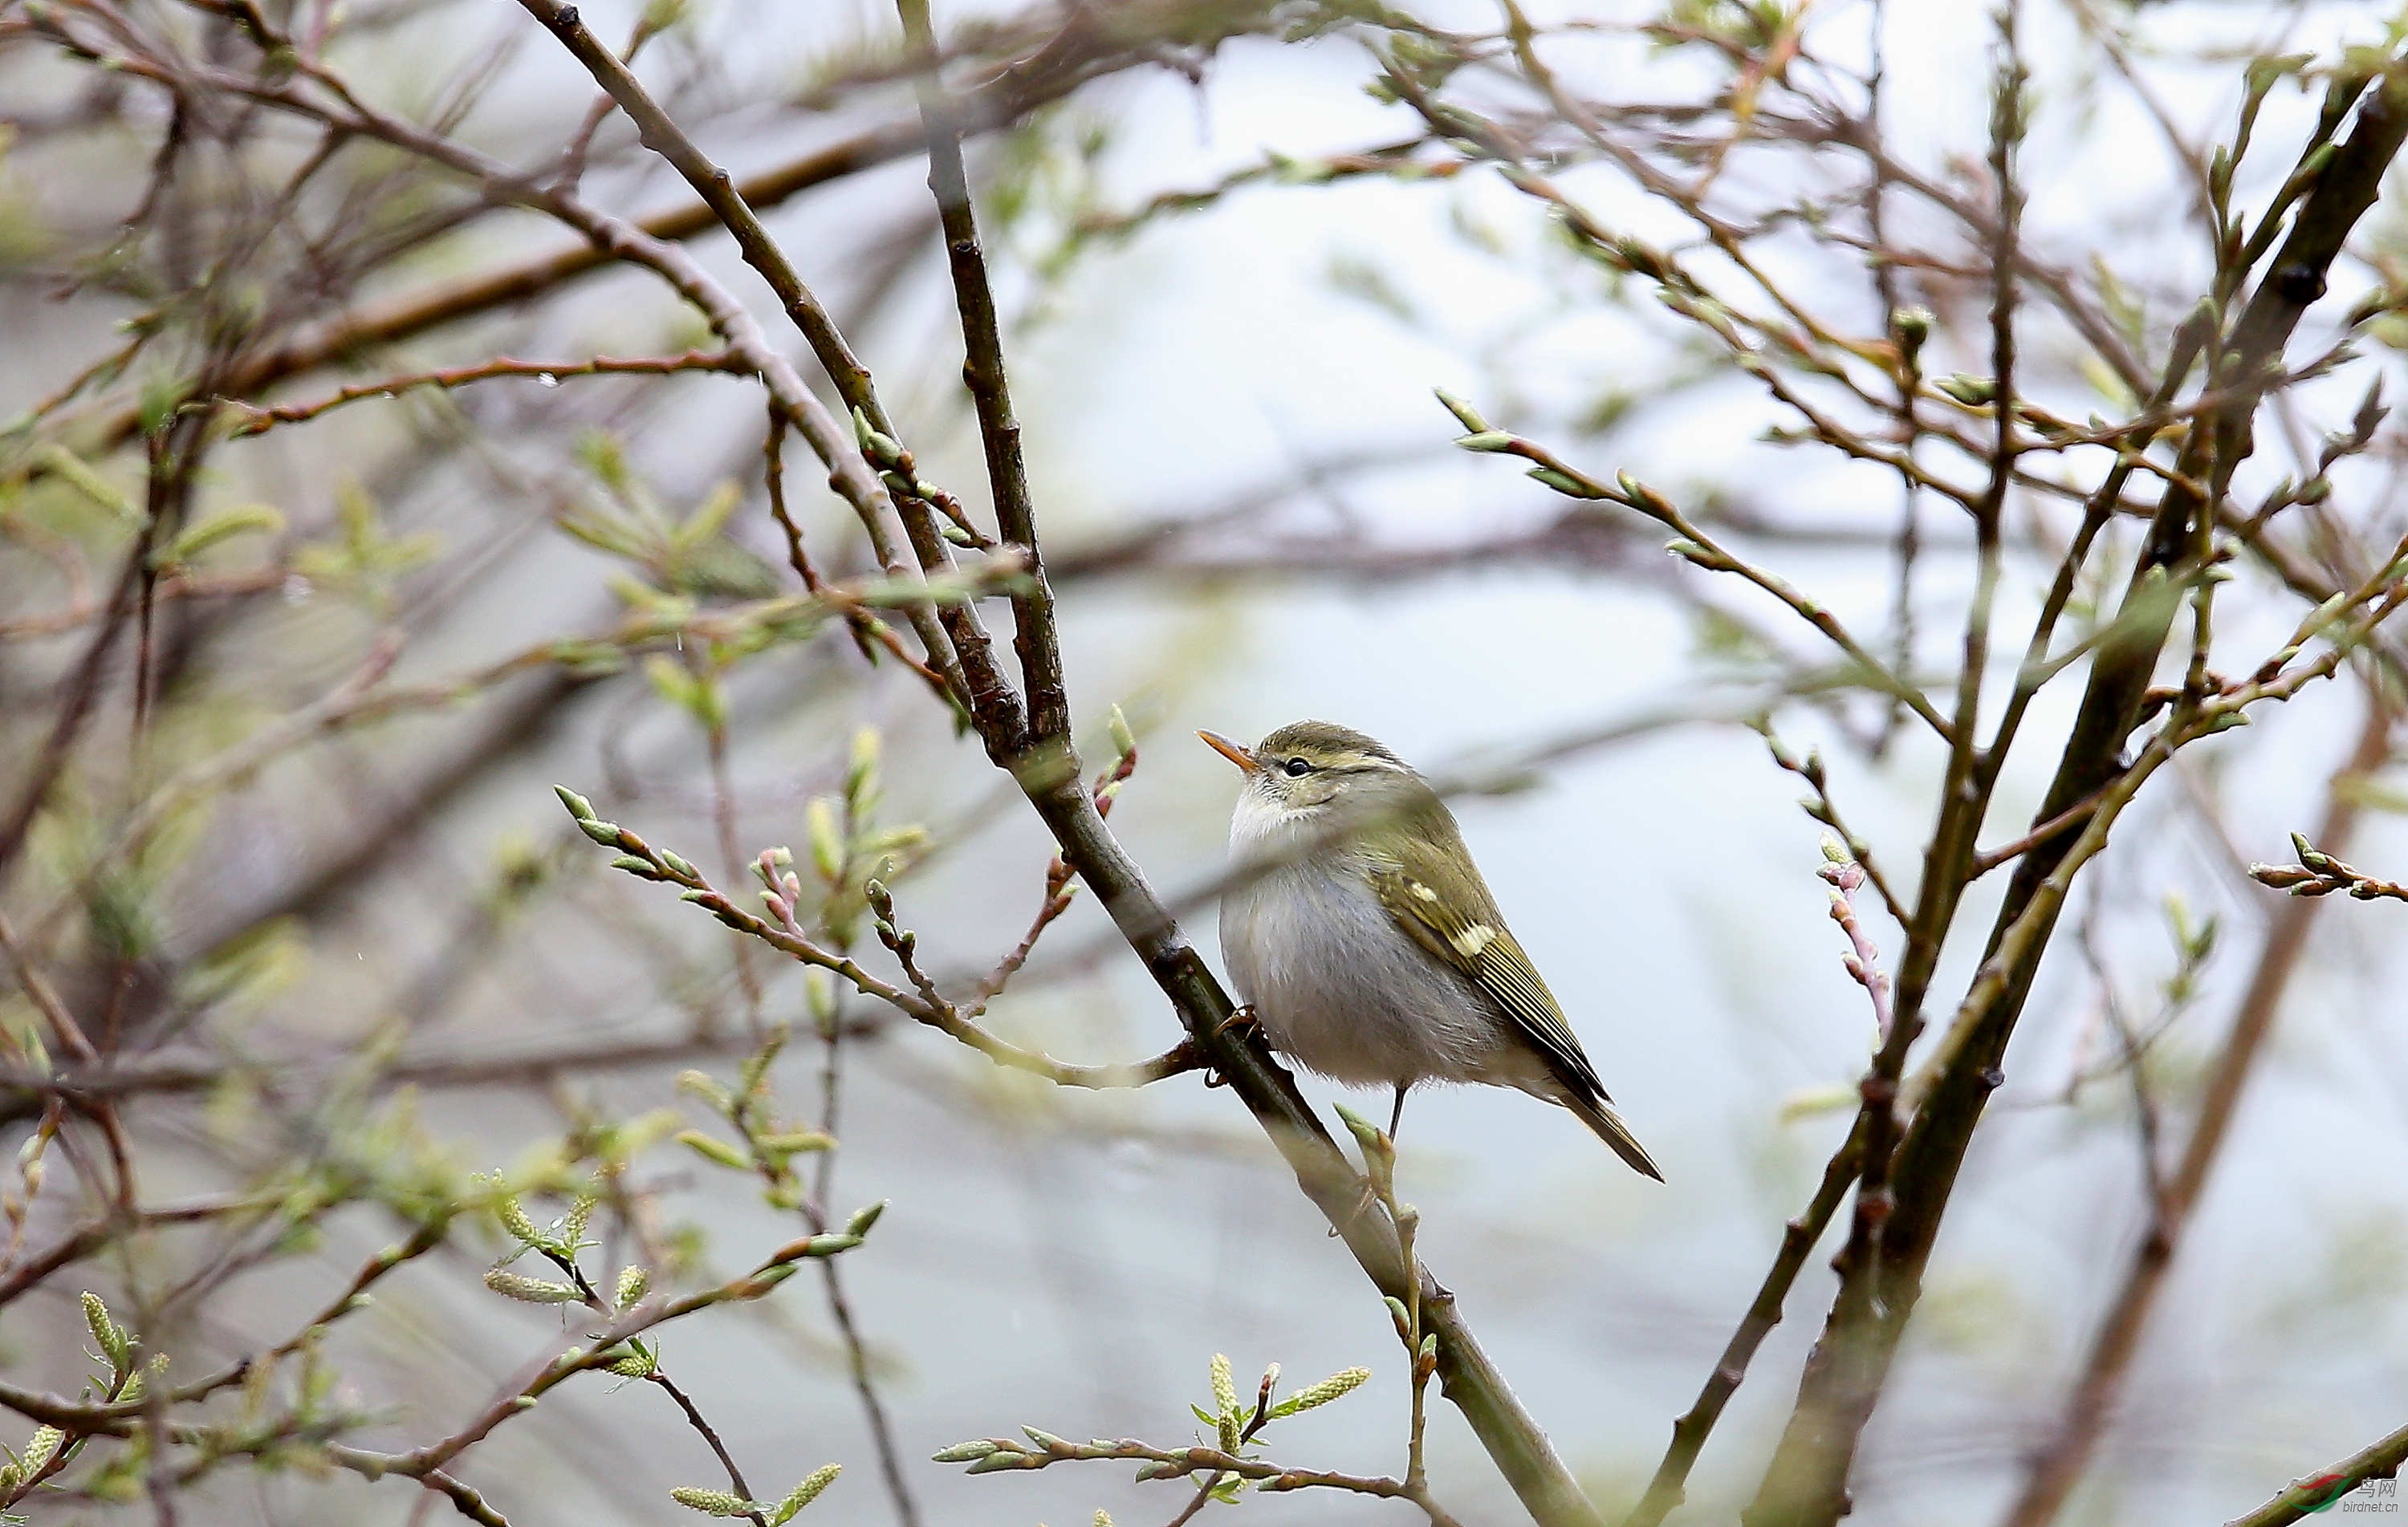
[1221,863,1499,1086]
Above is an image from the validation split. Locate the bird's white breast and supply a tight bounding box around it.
[1219,792,1503,1086]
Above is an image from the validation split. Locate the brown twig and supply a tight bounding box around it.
[222,349,748,435]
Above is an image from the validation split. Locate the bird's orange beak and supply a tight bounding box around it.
[1197,730,1257,772]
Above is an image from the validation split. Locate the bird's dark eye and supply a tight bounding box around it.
[1283,757,1312,778]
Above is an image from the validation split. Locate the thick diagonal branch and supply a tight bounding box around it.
[511,10,1605,1521]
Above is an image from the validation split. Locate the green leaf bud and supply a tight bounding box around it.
[844,1200,886,1237]
[1454,429,1518,453]
[493,1190,543,1247]
[1272,1366,1370,1415]
[1889,306,1934,352]
[676,1070,734,1110]
[1210,1352,1239,1423]
[1526,465,1594,497]
[83,1291,130,1371]
[930,1440,1004,1464]
[561,1192,596,1248]
[158,504,284,568]
[603,1346,657,1378]
[771,1463,840,1522]
[482,1269,580,1303]
[576,818,624,847]
[675,1130,752,1170]
[848,727,881,806]
[615,1265,650,1309]
[1433,388,1488,433]
[1332,1103,1386,1153]
[757,1131,836,1155]
[669,1485,762,1517]
[806,798,844,883]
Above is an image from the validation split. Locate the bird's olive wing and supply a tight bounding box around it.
[1364,844,1611,1100]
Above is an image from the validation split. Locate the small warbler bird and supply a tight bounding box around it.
[1201,721,1662,1181]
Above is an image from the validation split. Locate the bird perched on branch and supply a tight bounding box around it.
[1200,721,1662,1180]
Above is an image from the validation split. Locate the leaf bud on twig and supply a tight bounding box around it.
[669,1485,759,1517]
[1527,465,1597,497]
[576,818,624,847]
[1433,388,1489,432]
[1273,1366,1371,1416]
[615,1265,650,1309]
[482,1269,580,1303]
[83,1291,130,1372]
[674,1130,751,1170]
[770,1464,840,1522]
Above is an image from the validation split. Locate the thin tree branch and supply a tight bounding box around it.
[2223,1420,2408,1527]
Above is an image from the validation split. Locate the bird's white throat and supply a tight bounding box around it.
[1226,784,1328,867]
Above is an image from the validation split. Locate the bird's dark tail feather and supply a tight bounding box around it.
[1564,1093,1665,1181]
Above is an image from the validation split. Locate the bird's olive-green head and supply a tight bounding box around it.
[1198,721,1423,818]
